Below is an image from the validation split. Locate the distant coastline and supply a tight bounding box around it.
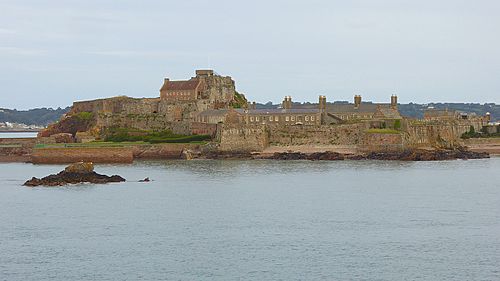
[0,129,40,132]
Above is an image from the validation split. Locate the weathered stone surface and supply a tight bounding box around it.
[24,163,125,187]
[31,148,134,164]
[64,162,94,173]
[51,133,74,143]
[181,149,201,160]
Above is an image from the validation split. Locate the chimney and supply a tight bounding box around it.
[160,78,170,99]
[391,95,398,109]
[282,96,292,110]
[354,95,361,108]
[318,95,326,112]
[252,102,256,110]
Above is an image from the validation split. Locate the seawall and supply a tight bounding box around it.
[31,147,134,164]
[0,138,37,162]
[463,138,500,155]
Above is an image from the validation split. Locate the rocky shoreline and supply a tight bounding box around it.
[203,148,490,161]
[24,162,126,187]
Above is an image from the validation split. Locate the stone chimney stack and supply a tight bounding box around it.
[318,95,327,112]
[282,96,292,110]
[252,102,256,110]
[391,95,398,109]
[354,95,362,108]
[160,78,170,99]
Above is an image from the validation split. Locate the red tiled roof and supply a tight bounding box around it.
[161,79,200,91]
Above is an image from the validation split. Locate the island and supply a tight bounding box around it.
[1,69,498,163]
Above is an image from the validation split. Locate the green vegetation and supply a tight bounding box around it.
[104,128,211,144]
[461,126,500,139]
[232,91,248,109]
[0,107,70,126]
[366,128,401,134]
[75,111,94,121]
[394,119,401,129]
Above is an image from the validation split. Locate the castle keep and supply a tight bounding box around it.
[40,69,489,153]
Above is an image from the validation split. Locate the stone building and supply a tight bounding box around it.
[325,95,400,121]
[195,94,402,127]
[423,108,458,121]
[159,70,236,108]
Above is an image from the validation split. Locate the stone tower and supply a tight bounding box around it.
[282,96,292,110]
[354,95,362,108]
[391,95,398,109]
[318,95,327,112]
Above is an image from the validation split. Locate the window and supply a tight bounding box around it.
[269,116,273,121]
[291,116,295,121]
[250,116,254,122]
[305,116,309,121]
[275,116,279,121]
[256,116,259,121]
[311,116,315,121]
[286,116,289,121]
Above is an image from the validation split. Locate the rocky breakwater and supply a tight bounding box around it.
[24,162,126,187]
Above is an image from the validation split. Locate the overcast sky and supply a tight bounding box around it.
[0,0,499,109]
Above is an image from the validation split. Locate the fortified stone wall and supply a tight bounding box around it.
[131,143,202,159]
[72,97,160,115]
[0,138,37,146]
[191,122,218,137]
[31,147,134,164]
[360,133,404,152]
[219,125,269,152]
[404,120,484,147]
[201,75,236,105]
[268,123,367,146]
[96,113,192,135]
[71,97,215,135]
[0,138,36,161]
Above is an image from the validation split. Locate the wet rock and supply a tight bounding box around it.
[269,152,307,160]
[267,151,345,161]
[203,151,253,159]
[366,149,490,161]
[24,162,125,187]
[181,149,200,160]
[307,151,345,161]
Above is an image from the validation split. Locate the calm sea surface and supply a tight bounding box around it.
[1,158,499,281]
[0,132,38,138]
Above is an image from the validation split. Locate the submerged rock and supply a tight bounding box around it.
[24,162,125,187]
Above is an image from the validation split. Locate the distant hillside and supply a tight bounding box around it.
[256,102,499,121]
[0,107,70,126]
[398,103,498,120]
[0,102,498,126]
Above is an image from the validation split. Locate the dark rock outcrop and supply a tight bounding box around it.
[366,149,490,161]
[203,151,253,159]
[261,148,489,161]
[24,162,125,187]
[267,151,345,160]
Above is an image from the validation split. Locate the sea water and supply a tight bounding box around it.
[0,158,499,280]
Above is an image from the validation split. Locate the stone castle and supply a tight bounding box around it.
[40,69,489,153]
